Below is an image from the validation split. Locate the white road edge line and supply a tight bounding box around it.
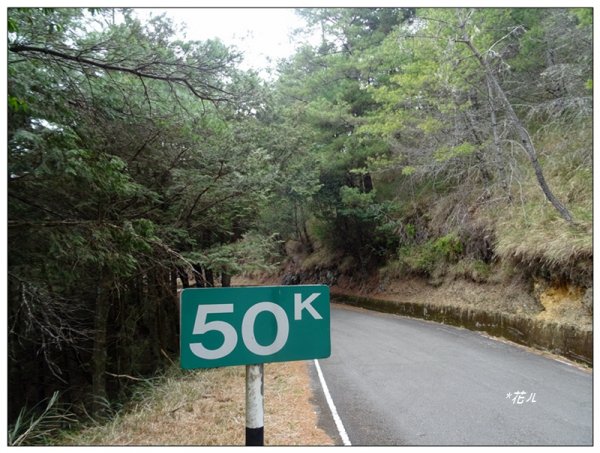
[314,359,352,446]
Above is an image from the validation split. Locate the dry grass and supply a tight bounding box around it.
[496,211,591,257]
[490,123,592,284]
[493,200,592,285]
[60,361,334,446]
[335,274,543,317]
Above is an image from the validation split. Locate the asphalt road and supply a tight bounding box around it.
[309,304,593,446]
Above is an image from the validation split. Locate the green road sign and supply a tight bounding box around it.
[180,285,330,369]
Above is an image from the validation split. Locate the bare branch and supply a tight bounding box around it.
[184,160,227,221]
[9,43,233,102]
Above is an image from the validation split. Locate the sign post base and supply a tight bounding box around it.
[245,363,264,446]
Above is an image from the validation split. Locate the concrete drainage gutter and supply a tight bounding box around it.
[332,293,593,367]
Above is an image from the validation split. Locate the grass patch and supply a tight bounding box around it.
[300,246,343,271]
[447,258,493,283]
[493,199,592,285]
[8,392,78,446]
[56,361,333,446]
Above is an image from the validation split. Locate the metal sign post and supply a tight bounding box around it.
[245,364,264,446]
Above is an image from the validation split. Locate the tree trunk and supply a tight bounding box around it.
[363,173,374,193]
[170,270,178,295]
[488,72,573,223]
[293,202,302,243]
[299,204,313,253]
[147,270,161,366]
[485,77,510,196]
[91,278,111,417]
[459,32,574,223]
[221,273,231,287]
[178,267,190,288]
[464,109,493,186]
[193,264,205,287]
[205,268,215,287]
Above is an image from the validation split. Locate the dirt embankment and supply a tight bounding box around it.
[239,271,592,329]
[333,274,592,330]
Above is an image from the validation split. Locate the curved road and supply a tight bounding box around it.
[309,304,592,446]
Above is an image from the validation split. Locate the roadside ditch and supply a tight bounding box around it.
[331,291,592,367]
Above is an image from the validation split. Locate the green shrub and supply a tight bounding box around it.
[393,233,464,277]
[448,258,493,283]
[430,233,463,261]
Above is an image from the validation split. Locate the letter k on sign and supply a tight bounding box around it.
[294,293,323,320]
